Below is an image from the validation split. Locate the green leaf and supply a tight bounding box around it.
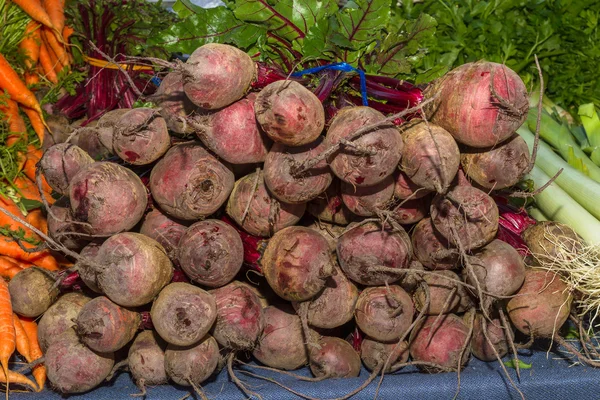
[19,198,42,212]
[503,359,532,370]
[335,0,391,65]
[563,326,580,340]
[579,103,600,148]
[233,0,338,43]
[172,0,205,18]
[149,6,266,53]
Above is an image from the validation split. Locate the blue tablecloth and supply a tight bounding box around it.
[11,340,600,400]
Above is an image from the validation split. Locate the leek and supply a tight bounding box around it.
[526,206,548,222]
[578,103,600,166]
[526,166,600,245]
[518,126,600,220]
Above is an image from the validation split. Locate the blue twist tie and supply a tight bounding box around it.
[150,76,162,87]
[291,62,368,106]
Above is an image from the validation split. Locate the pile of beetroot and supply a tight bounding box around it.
[18,42,591,397]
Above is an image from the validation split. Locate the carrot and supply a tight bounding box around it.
[12,314,30,362]
[0,239,59,271]
[0,368,37,391]
[0,258,22,280]
[0,279,15,386]
[21,106,45,145]
[0,99,26,147]
[11,0,55,30]
[0,257,32,271]
[0,195,27,231]
[13,176,43,204]
[42,28,68,73]
[25,210,47,236]
[42,0,66,35]
[37,43,58,84]
[0,53,46,134]
[18,317,45,392]
[62,25,74,43]
[20,22,42,87]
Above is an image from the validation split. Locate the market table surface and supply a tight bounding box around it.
[11,340,600,400]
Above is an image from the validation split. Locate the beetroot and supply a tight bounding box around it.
[95,108,130,150]
[40,143,94,195]
[69,162,148,236]
[182,43,255,110]
[72,127,112,160]
[150,143,235,220]
[255,80,325,146]
[411,218,459,270]
[471,313,510,361]
[296,265,358,329]
[261,226,334,301]
[413,270,461,315]
[164,335,220,386]
[409,313,471,371]
[341,175,395,217]
[193,94,271,164]
[210,281,264,350]
[307,220,346,251]
[226,170,305,237]
[151,282,217,346]
[306,179,355,225]
[400,121,460,193]
[394,171,432,200]
[77,242,103,293]
[45,328,115,394]
[326,106,403,187]
[430,185,499,251]
[48,200,89,250]
[467,239,526,298]
[264,137,333,204]
[354,285,414,342]
[96,233,173,307]
[253,305,308,370]
[112,108,171,165]
[128,331,168,387]
[337,221,412,286]
[506,269,572,338]
[178,219,243,287]
[391,196,430,225]
[522,221,583,264]
[424,61,528,148]
[461,134,530,190]
[76,296,141,353]
[37,292,92,352]
[361,338,409,373]
[153,71,197,136]
[8,267,59,317]
[43,114,71,150]
[139,207,188,262]
[309,336,361,378]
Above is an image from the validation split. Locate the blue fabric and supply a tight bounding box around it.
[291,62,369,106]
[11,341,600,399]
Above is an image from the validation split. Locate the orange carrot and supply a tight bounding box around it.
[0,239,59,271]
[0,195,27,231]
[11,0,56,32]
[18,317,45,392]
[42,28,67,73]
[42,0,66,34]
[0,53,45,130]
[12,314,30,362]
[0,99,26,147]
[23,153,52,197]
[0,279,15,385]
[20,22,42,87]
[0,257,32,271]
[25,210,48,236]
[62,25,74,43]
[38,43,58,84]
[0,258,22,280]
[0,368,37,391]
[22,106,45,145]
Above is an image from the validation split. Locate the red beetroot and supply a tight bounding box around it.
[69,162,148,236]
[77,242,103,293]
[210,281,264,350]
[151,282,217,346]
[253,305,308,370]
[400,121,460,193]
[128,331,168,387]
[177,219,243,288]
[506,269,572,338]
[341,175,395,217]
[261,226,335,301]
[391,196,430,225]
[309,336,361,378]
[193,94,272,164]
[306,179,355,225]
[255,80,325,146]
[153,71,197,136]
[40,143,94,195]
[182,43,255,110]
[47,200,89,250]
[76,296,141,353]
[394,171,432,200]
[164,335,220,386]
[150,143,235,220]
[471,313,510,361]
[307,220,346,251]
[37,292,92,352]
[413,270,462,315]
[326,106,403,187]
[430,185,499,251]
[112,108,171,165]
[226,170,305,237]
[461,134,530,190]
[8,267,59,318]
[139,208,188,262]
[354,286,414,342]
[72,127,112,160]
[96,233,173,307]
[95,109,130,150]
[411,218,459,270]
[337,221,412,286]
[264,137,333,204]
[361,338,409,373]
[409,313,471,371]
[424,61,528,148]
